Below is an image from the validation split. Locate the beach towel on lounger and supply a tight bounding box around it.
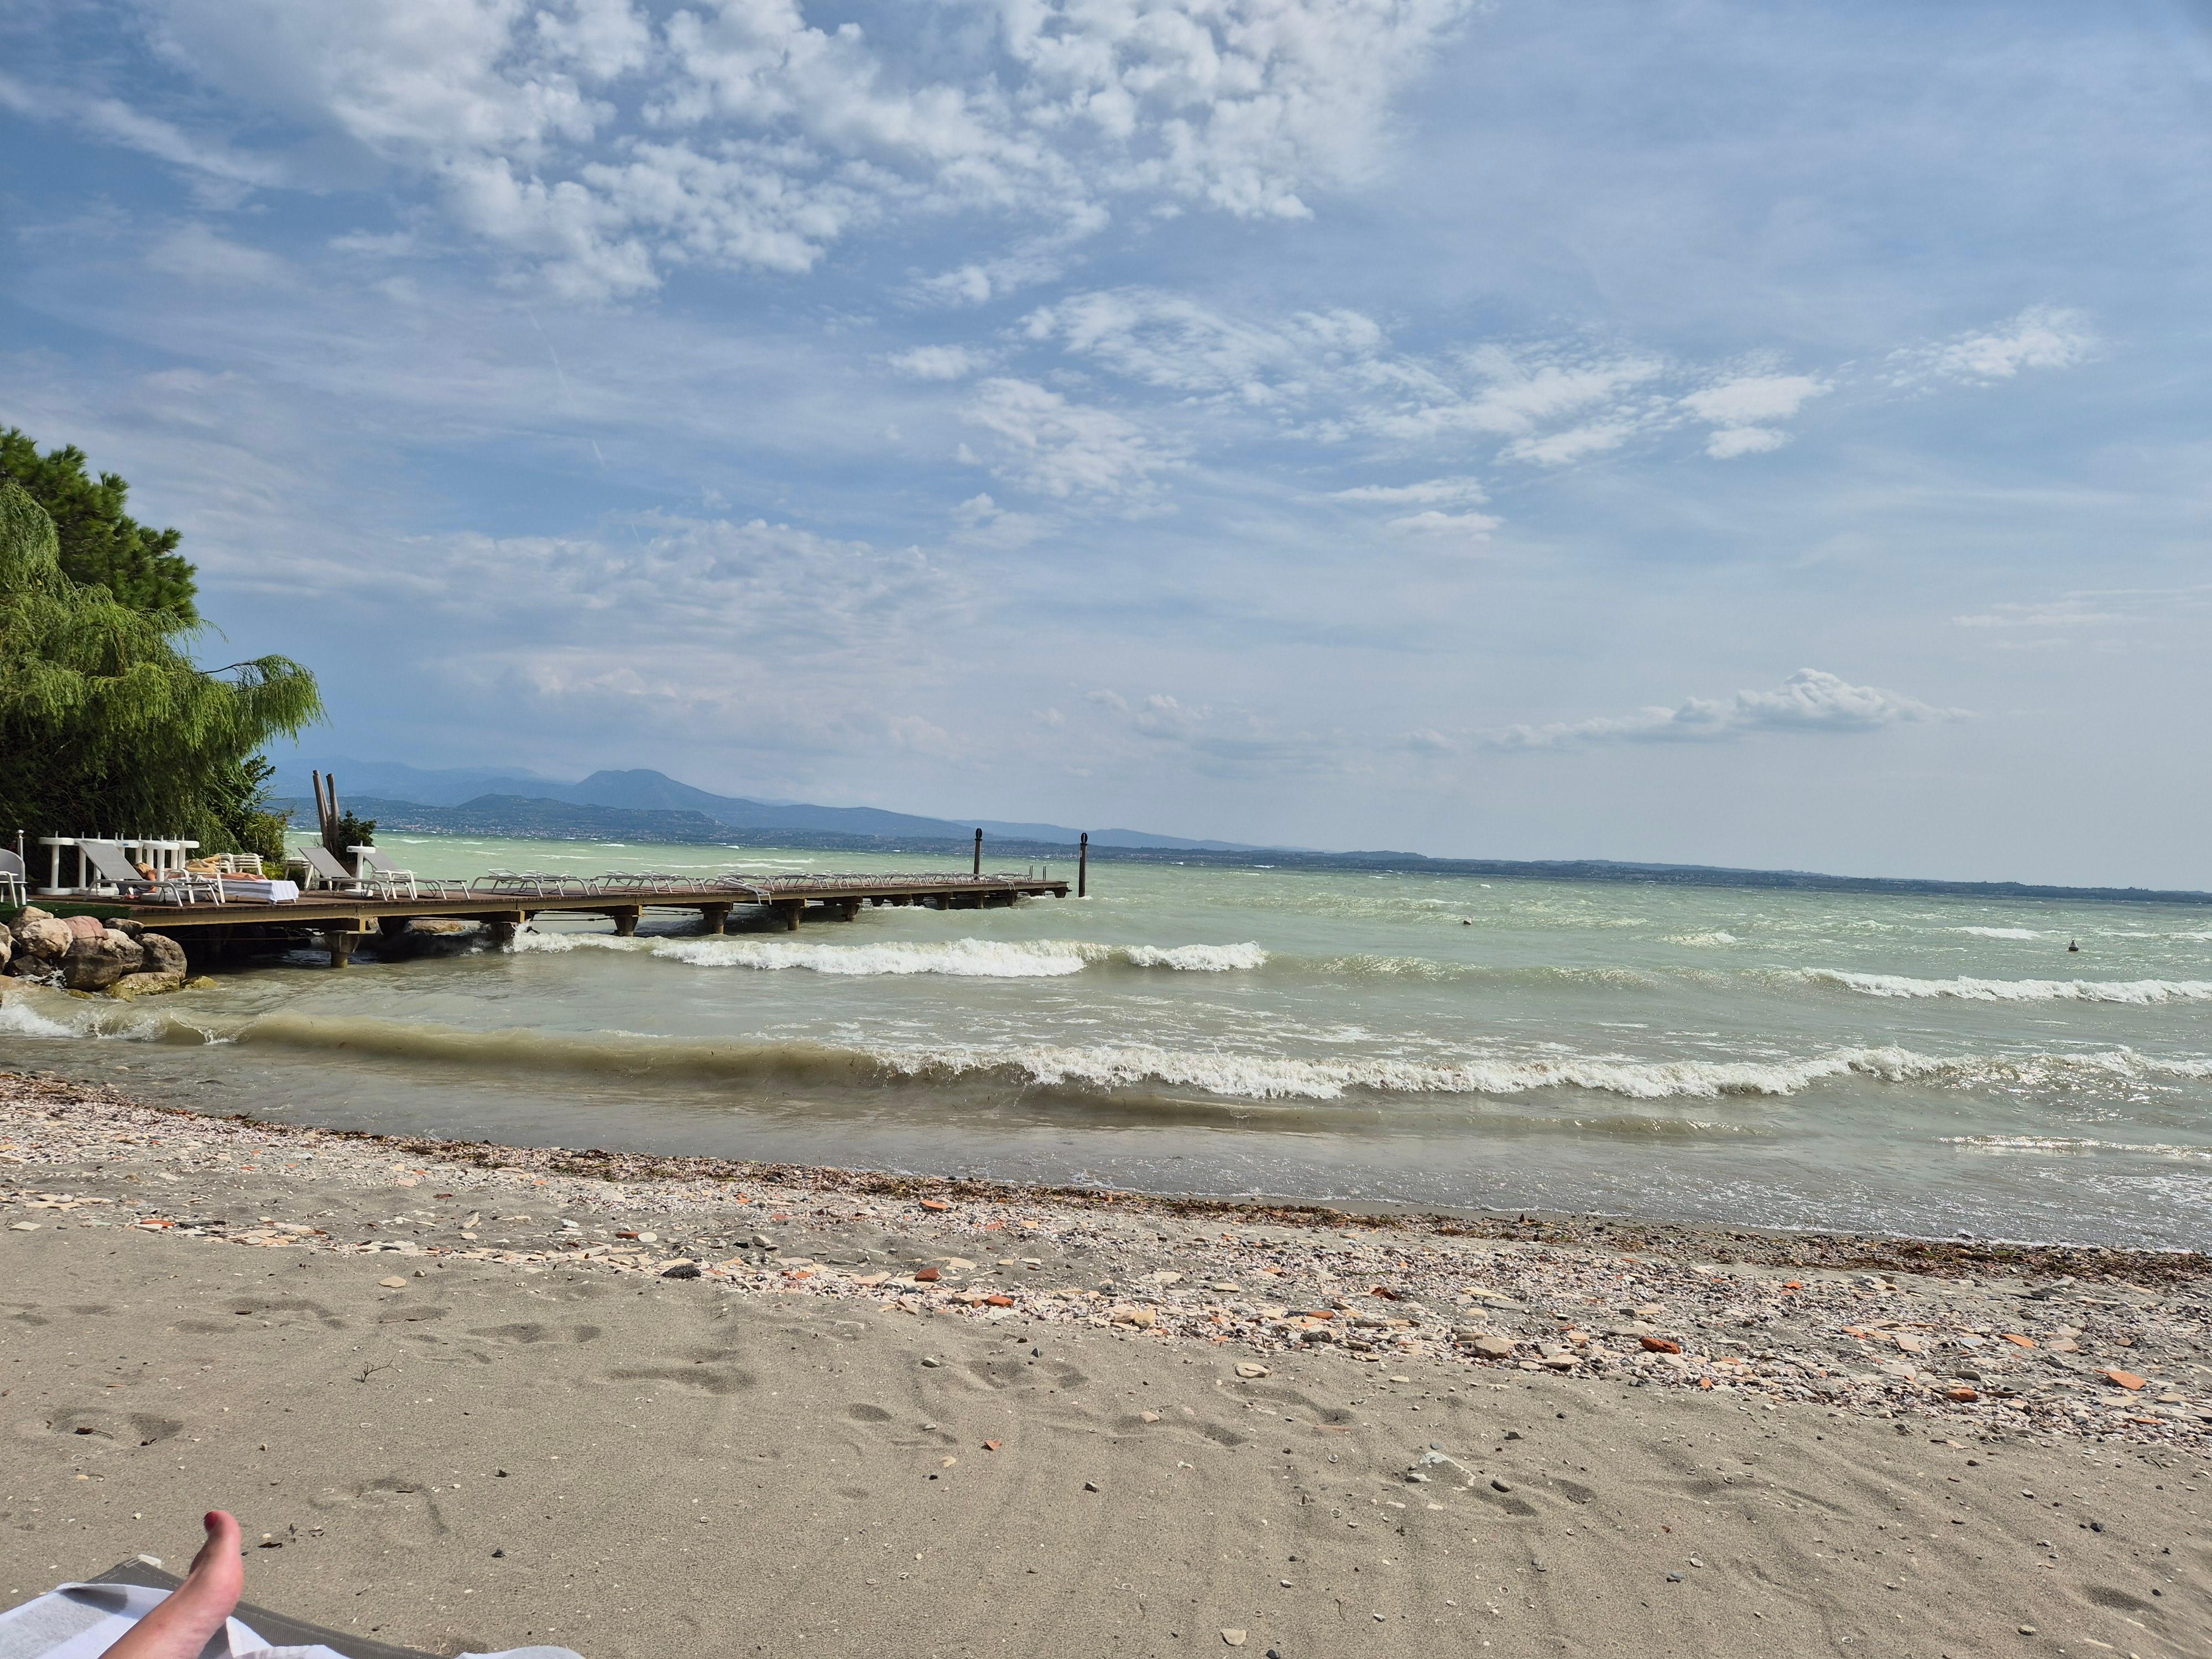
[0,1576,582,1659]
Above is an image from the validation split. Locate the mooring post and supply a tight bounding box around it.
[973,828,982,876]
[1078,832,1088,898]
[700,902,730,935]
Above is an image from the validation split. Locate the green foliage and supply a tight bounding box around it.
[0,428,198,619]
[334,808,377,850]
[0,482,322,851]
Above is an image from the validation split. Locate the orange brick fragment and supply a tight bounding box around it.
[982,1440,1002,1452]
[2100,1368,2147,1390]
[915,1267,941,1283]
[1782,1280,1802,1291]
[2001,1333,2034,1348]
[920,1199,952,1212]
[985,1295,1015,1307]
[1947,1386,1980,1402]
[1640,1335,1681,1354]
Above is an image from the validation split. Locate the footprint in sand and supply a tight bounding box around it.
[603,1359,758,1395]
[466,1322,603,1345]
[39,1409,183,1448]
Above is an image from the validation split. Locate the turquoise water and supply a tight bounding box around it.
[4,834,2209,1247]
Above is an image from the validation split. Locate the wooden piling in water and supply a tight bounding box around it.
[973,828,982,875]
[1078,832,1088,898]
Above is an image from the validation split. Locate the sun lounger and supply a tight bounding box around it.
[293,844,404,896]
[0,1556,581,1657]
[76,839,224,906]
[350,846,467,899]
[0,849,26,907]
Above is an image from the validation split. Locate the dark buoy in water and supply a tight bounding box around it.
[2068,939,2079,952]
[1462,918,1473,926]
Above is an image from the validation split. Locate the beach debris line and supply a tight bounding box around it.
[0,1070,2205,1450]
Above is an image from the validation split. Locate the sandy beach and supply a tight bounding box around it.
[2,1071,2206,1657]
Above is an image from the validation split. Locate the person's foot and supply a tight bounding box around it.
[99,1511,242,1659]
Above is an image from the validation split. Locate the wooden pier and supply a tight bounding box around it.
[123,874,1071,967]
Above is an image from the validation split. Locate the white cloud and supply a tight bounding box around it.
[888,344,990,380]
[1702,425,1790,459]
[1503,419,1638,466]
[1489,669,1966,749]
[110,0,1476,298]
[145,222,293,285]
[1386,508,1500,540]
[962,377,1177,498]
[1678,371,1827,459]
[1892,306,2098,385]
[1331,476,1488,506]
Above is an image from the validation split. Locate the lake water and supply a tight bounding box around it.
[5,834,2209,1248]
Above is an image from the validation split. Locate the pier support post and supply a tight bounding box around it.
[1078,832,1088,899]
[837,899,862,921]
[487,921,518,948]
[973,828,982,876]
[700,903,731,935]
[320,928,357,969]
[776,900,803,931]
[609,907,640,937]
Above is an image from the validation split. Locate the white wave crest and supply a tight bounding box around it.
[1947,926,2041,940]
[1121,942,1269,971]
[872,1041,2005,1101]
[510,931,647,953]
[1667,931,1739,946]
[0,995,83,1038]
[655,937,1098,976]
[1802,969,2212,1004]
[646,937,1267,977]
[1941,1134,2212,1161]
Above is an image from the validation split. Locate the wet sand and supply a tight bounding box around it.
[2,1073,2206,1658]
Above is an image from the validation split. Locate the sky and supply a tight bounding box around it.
[3,0,2210,886]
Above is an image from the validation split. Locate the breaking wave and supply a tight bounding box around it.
[1799,969,2212,1004]
[1941,1133,2212,1160]
[648,937,1267,977]
[1947,926,2042,941]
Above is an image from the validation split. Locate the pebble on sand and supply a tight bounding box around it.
[378,1276,408,1288]
[1235,1363,1270,1379]
[1220,1630,1247,1647]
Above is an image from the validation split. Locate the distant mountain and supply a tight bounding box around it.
[276,760,1261,851]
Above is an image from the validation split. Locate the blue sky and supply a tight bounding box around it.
[4,0,2209,884]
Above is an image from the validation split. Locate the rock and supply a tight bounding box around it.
[920,1198,951,1212]
[921,1356,942,1368]
[1946,1386,1981,1402]
[109,971,187,1000]
[749,1232,775,1249]
[1221,1630,1247,1647]
[1109,1305,1157,1327]
[64,929,145,992]
[1140,1410,1161,1423]
[62,914,107,942]
[0,933,10,971]
[915,1267,941,1283]
[1083,1480,1101,1492]
[111,917,144,940]
[1235,1363,1270,1379]
[1490,1479,1513,1493]
[1460,1332,1516,1359]
[2099,1368,2147,1390]
[1634,1304,1666,1319]
[660,1262,702,1279]
[379,1276,409,1288]
[1640,1335,1682,1354]
[138,932,187,975]
[13,915,72,962]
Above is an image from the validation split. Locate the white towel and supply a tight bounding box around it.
[215,879,302,902]
[0,1580,581,1659]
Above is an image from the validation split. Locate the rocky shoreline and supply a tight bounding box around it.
[4,1070,2204,1451]
[2,905,202,997]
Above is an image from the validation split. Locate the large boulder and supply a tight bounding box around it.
[138,932,189,977]
[0,932,11,972]
[62,914,107,942]
[11,915,72,963]
[62,928,144,992]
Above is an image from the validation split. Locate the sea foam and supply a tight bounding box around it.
[1802,969,2212,1004]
